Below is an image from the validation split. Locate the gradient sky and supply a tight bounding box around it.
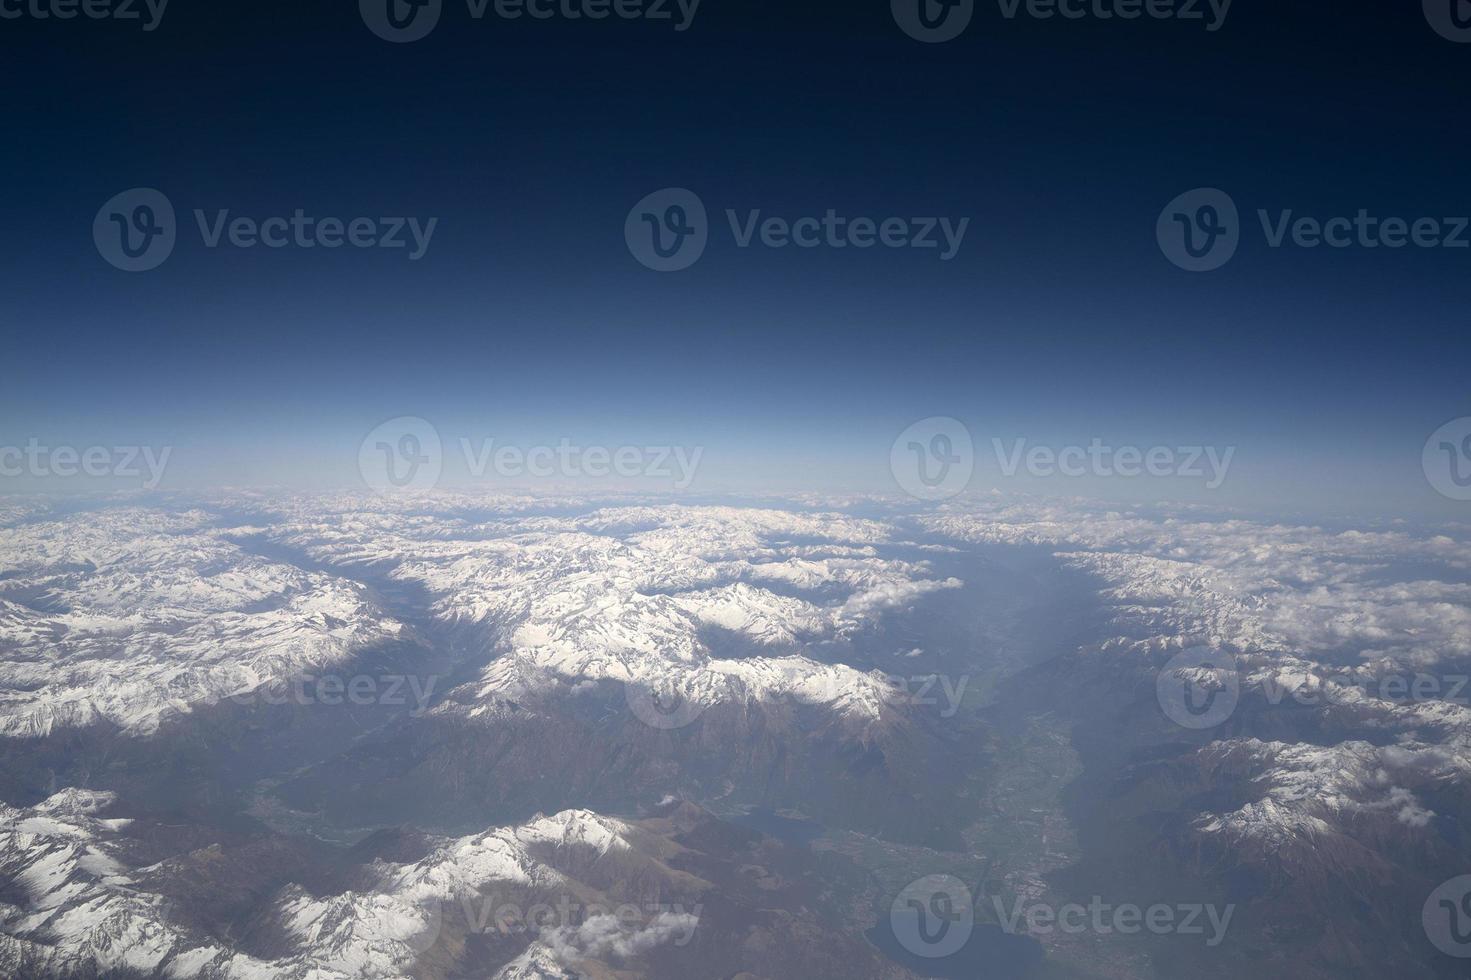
[1,2,1468,516]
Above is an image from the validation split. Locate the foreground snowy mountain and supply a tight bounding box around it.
[0,788,901,979]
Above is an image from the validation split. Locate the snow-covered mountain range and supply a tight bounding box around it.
[1,492,1468,978]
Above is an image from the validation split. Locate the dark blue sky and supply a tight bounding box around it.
[1,1,1467,515]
